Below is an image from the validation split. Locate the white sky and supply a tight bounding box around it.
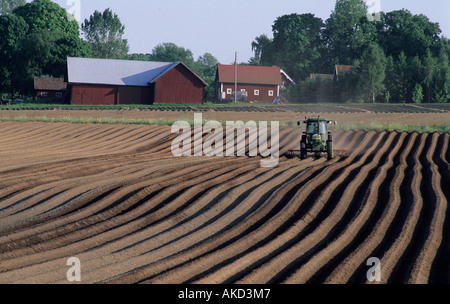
[29,0,450,64]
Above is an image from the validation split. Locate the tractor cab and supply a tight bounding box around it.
[305,119,329,144]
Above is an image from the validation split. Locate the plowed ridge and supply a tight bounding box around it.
[0,122,448,284]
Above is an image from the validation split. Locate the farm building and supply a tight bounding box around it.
[67,57,208,105]
[34,77,68,100]
[215,64,292,102]
[334,65,354,81]
[309,65,354,82]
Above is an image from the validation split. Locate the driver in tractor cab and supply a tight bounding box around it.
[307,122,319,135]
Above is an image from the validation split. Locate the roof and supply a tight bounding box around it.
[67,57,207,87]
[335,65,353,76]
[216,64,282,85]
[305,116,328,122]
[34,77,67,91]
[281,69,295,85]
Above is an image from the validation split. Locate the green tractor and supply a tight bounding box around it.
[297,117,337,160]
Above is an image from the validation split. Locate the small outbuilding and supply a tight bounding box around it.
[67,57,208,105]
[34,77,68,100]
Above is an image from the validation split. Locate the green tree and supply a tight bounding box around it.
[323,0,376,66]
[0,14,28,98]
[250,34,272,65]
[14,0,79,37]
[412,83,423,103]
[443,37,450,60]
[0,0,25,15]
[355,43,387,103]
[378,10,442,59]
[149,42,195,68]
[393,52,409,103]
[13,0,90,78]
[196,53,219,77]
[383,55,395,102]
[195,53,219,102]
[384,51,409,103]
[81,8,129,59]
[379,9,441,57]
[433,48,450,103]
[269,13,324,81]
[405,55,424,103]
[422,49,435,103]
[128,53,152,61]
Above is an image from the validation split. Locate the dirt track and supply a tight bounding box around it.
[0,121,448,284]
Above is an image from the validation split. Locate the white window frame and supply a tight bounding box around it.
[227,88,232,95]
[254,89,260,96]
[268,90,274,97]
[41,91,48,97]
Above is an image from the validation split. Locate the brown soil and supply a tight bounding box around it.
[0,119,448,284]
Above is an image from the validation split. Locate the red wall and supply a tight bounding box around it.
[72,85,117,105]
[154,65,204,104]
[71,65,205,105]
[36,90,66,100]
[220,83,278,102]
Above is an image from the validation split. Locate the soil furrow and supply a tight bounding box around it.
[429,133,450,283]
[408,133,447,283]
[387,134,427,283]
[324,132,409,283]
[216,131,383,284]
[347,132,420,283]
[279,132,398,283]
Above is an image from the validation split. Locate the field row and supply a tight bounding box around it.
[2,102,450,114]
[0,122,448,284]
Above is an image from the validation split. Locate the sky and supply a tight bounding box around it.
[30,0,450,64]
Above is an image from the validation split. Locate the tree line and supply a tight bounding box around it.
[250,0,450,103]
[1,0,449,104]
[0,0,218,100]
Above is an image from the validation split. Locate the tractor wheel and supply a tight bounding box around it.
[327,140,333,160]
[300,141,307,160]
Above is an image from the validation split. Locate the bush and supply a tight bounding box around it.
[412,83,423,104]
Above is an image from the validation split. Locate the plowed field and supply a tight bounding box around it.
[0,121,448,284]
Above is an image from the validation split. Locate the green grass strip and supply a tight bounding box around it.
[0,114,448,133]
[335,122,450,133]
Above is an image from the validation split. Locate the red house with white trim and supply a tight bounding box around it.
[215,64,290,102]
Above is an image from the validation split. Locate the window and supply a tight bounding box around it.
[254,90,260,96]
[268,90,274,97]
[56,92,63,98]
[227,88,232,95]
[41,92,48,97]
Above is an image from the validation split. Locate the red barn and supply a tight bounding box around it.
[67,57,207,105]
[215,64,286,102]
